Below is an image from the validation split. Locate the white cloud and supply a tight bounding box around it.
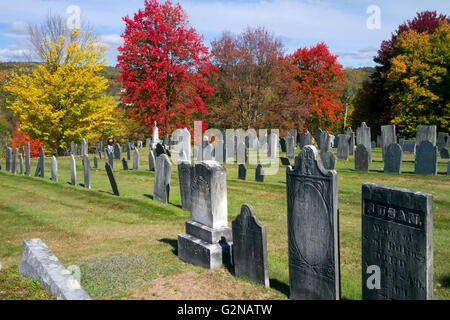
[100,33,123,50]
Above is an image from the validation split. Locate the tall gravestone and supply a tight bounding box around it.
[238,164,247,180]
[381,125,397,160]
[255,164,264,182]
[178,160,193,211]
[83,155,91,189]
[19,154,23,175]
[34,148,45,178]
[232,204,269,288]
[114,143,121,160]
[416,125,436,147]
[384,143,402,174]
[153,154,172,203]
[148,150,156,171]
[5,147,11,172]
[316,128,323,150]
[105,162,120,196]
[50,156,58,182]
[362,183,433,300]
[356,122,372,162]
[25,142,31,176]
[108,150,114,169]
[286,134,295,159]
[415,140,437,175]
[286,145,339,300]
[178,161,232,269]
[133,149,139,170]
[346,127,355,155]
[11,148,18,174]
[337,134,349,160]
[126,140,131,160]
[320,132,336,170]
[355,144,369,172]
[70,155,76,186]
[280,137,286,153]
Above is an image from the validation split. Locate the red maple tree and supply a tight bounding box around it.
[291,43,345,131]
[10,123,42,157]
[117,0,216,134]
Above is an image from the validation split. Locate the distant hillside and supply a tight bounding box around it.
[343,66,374,98]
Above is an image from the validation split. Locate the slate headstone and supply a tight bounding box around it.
[154,154,172,203]
[105,162,120,196]
[356,122,372,161]
[440,147,449,159]
[415,140,437,175]
[437,132,448,148]
[93,156,98,169]
[346,127,355,155]
[286,133,295,159]
[25,142,30,176]
[83,155,91,189]
[70,155,76,186]
[122,158,128,170]
[280,157,291,166]
[381,125,396,160]
[11,148,18,174]
[148,150,156,171]
[255,164,264,182]
[108,150,114,169]
[337,134,350,160]
[5,147,11,172]
[320,150,336,170]
[178,160,193,211]
[238,164,247,180]
[114,143,121,160]
[19,154,23,175]
[384,143,402,174]
[50,156,58,181]
[402,140,416,154]
[355,144,369,172]
[133,148,139,170]
[416,125,436,147]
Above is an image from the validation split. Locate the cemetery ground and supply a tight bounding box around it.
[0,148,449,300]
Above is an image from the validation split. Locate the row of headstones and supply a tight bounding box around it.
[2,144,39,177]
[176,146,434,299]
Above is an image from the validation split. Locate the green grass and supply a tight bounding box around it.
[0,147,448,300]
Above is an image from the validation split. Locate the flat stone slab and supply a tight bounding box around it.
[18,239,91,300]
[185,220,232,244]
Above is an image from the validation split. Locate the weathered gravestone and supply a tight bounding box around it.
[34,148,45,178]
[286,145,339,300]
[70,155,76,186]
[402,140,416,154]
[255,164,264,182]
[320,132,336,170]
[93,156,98,169]
[155,143,167,158]
[114,143,121,160]
[440,147,449,159]
[279,137,286,153]
[154,154,172,203]
[337,134,350,160]
[316,128,324,150]
[5,147,11,172]
[384,143,402,174]
[108,150,114,169]
[299,131,314,149]
[381,125,397,160]
[148,150,156,171]
[416,125,436,147]
[83,155,91,189]
[25,142,30,176]
[178,160,193,211]
[122,158,128,170]
[437,132,449,148]
[11,148,18,174]
[448,162,450,175]
[286,133,295,159]
[51,156,58,182]
[178,161,232,269]
[415,140,437,175]
[232,204,269,288]
[362,183,433,300]
[126,140,131,160]
[356,122,372,162]
[133,149,140,170]
[19,154,23,175]
[105,162,120,196]
[355,144,369,172]
[280,157,291,166]
[238,164,247,180]
[346,127,355,155]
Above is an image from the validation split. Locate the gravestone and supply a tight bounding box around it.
[108,150,114,169]
[346,127,355,155]
[5,147,11,172]
[384,143,402,174]
[238,164,247,180]
[178,160,193,211]
[203,143,214,161]
[362,183,433,300]
[145,138,151,148]
[337,134,350,160]
[34,148,45,178]
[105,162,120,196]
[286,145,339,300]
[232,204,269,288]
[155,143,166,158]
[279,138,286,153]
[267,133,278,158]
[11,148,18,174]
[440,147,449,159]
[236,141,246,164]
[148,150,156,171]
[133,149,139,170]
[356,122,372,161]
[255,164,264,182]
[415,140,437,175]
[402,140,416,154]
[51,156,58,181]
[381,125,396,160]
[398,136,405,147]
[316,128,324,150]
[114,143,121,160]
[355,144,369,172]
[154,154,172,203]
[70,155,76,186]
[19,154,23,175]
[448,162,450,175]
[437,132,448,148]
[320,150,336,171]
[126,140,131,160]
[280,157,291,166]
[25,142,30,176]
[93,156,98,169]
[300,131,314,149]
[286,134,295,159]
[122,158,129,170]
[371,141,376,148]
[71,141,75,155]
[416,125,436,147]
[178,161,232,269]
[376,135,382,148]
[83,155,91,189]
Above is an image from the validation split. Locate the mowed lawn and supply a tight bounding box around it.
[0,147,449,300]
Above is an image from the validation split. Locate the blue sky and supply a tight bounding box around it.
[0,0,448,68]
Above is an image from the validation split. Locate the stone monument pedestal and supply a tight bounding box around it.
[178,220,232,269]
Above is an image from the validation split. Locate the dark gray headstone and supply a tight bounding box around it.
[356,122,371,161]
[286,133,295,159]
[34,148,45,178]
[83,155,90,189]
[122,158,128,170]
[133,148,139,170]
[300,131,314,149]
[93,156,98,169]
[19,154,23,175]
[320,150,336,170]
[178,160,193,211]
[11,148,18,174]
[402,140,416,154]
[25,142,30,176]
[448,162,450,175]
[155,143,167,158]
[114,143,121,160]
[346,127,355,155]
[232,204,269,288]
[337,134,350,160]
[148,150,156,171]
[154,154,172,203]
[70,155,76,186]
[316,128,324,150]
[105,162,120,196]
[50,156,58,181]
[416,125,436,147]
[5,147,11,172]
[238,164,247,180]
[415,140,437,175]
[286,145,339,300]
[280,157,291,166]
[384,143,402,174]
[355,144,369,172]
[255,164,264,182]
[362,183,433,300]
[280,138,286,153]
[381,125,396,160]
[437,132,448,148]
[440,147,449,159]
[376,135,382,148]
[126,140,131,160]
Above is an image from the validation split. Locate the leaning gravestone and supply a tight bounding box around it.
[148,150,156,171]
[286,145,339,300]
[255,164,264,182]
[384,143,402,174]
[178,160,193,211]
[415,140,437,175]
[133,149,140,170]
[361,183,433,300]
[5,147,11,172]
[11,148,18,174]
[122,158,129,170]
[416,125,436,147]
[108,150,114,169]
[232,204,269,288]
[18,239,91,300]
[105,162,120,196]
[337,134,350,160]
[25,142,31,176]
[178,161,232,269]
[153,154,172,203]
[238,164,247,180]
[34,148,45,178]
[70,155,76,186]
[355,144,369,172]
[83,155,91,189]
[381,125,397,160]
[51,156,58,182]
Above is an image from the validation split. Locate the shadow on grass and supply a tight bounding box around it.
[269,278,289,298]
[440,274,450,288]
[143,194,154,200]
[159,238,178,255]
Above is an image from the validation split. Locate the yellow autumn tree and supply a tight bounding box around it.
[385,21,450,137]
[5,26,116,152]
